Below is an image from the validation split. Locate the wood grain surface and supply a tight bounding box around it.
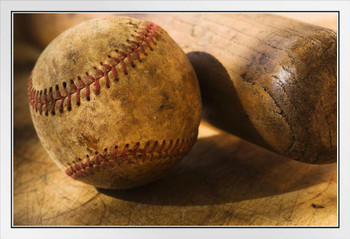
[13,13,337,226]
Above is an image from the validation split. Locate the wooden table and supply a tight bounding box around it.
[13,13,337,226]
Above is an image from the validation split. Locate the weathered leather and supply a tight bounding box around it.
[28,17,201,189]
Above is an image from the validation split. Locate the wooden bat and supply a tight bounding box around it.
[161,14,337,164]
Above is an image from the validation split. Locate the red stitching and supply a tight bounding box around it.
[56,84,64,113]
[164,140,173,157]
[158,140,166,157]
[86,72,100,95]
[112,146,118,162]
[64,136,196,178]
[28,22,161,116]
[132,142,140,158]
[38,91,43,114]
[96,67,110,89]
[170,139,180,155]
[48,87,56,115]
[73,161,79,172]
[101,63,118,82]
[86,155,91,168]
[70,80,80,106]
[122,144,129,159]
[43,89,48,115]
[102,148,108,160]
[150,141,158,160]
[141,142,150,160]
[94,152,100,165]
[79,159,85,170]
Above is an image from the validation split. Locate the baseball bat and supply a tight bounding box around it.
[177,14,337,163]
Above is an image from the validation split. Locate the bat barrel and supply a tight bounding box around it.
[186,14,337,163]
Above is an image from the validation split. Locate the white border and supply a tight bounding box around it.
[1,1,350,239]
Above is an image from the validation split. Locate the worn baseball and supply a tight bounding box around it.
[27,17,201,189]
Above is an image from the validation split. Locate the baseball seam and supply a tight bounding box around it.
[65,137,196,178]
[27,21,161,116]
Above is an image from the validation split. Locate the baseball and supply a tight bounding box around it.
[27,17,201,189]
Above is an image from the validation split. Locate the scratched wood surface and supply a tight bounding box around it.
[13,13,337,226]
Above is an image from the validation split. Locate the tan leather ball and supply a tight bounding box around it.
[28,17,201,189]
